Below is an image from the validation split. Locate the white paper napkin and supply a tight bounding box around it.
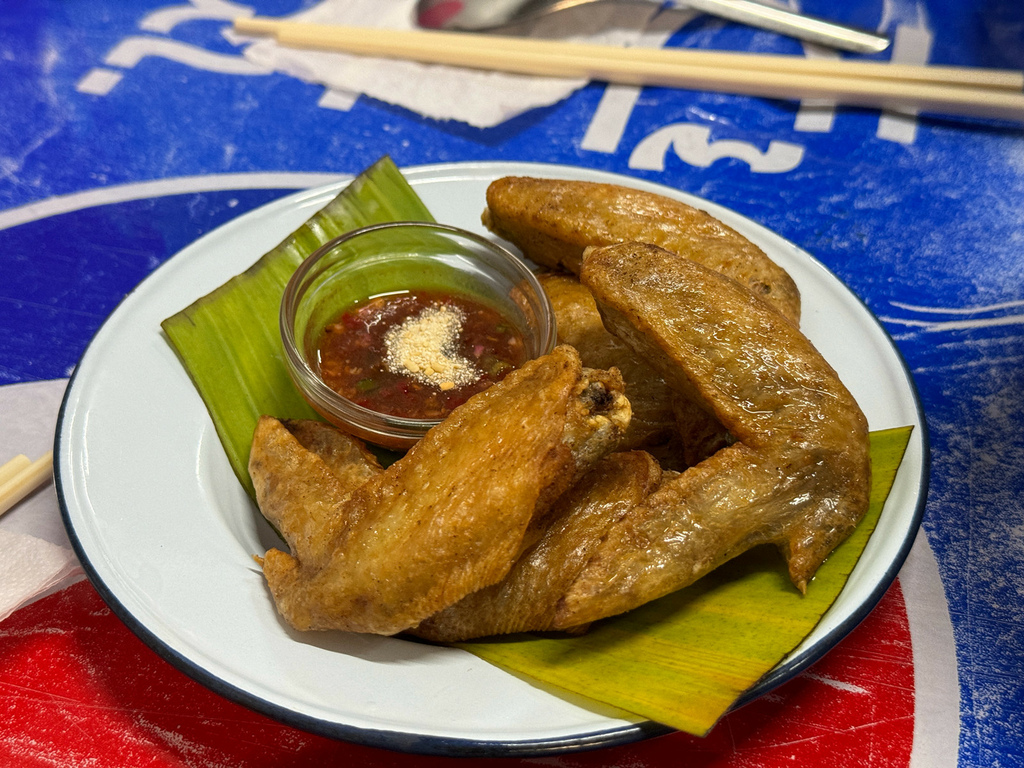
[232,0,679,128]
[0,529,81,622]
[0,378,83,624]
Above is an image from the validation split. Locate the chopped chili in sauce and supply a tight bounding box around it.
[317,290,527,419]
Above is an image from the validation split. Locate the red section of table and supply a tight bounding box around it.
[0,579,913,766]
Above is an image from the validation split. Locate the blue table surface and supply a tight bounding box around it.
[1,1,1022,764]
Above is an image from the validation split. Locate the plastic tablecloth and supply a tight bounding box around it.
[1,1,1021,765]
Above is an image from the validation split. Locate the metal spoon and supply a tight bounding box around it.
[416,0,890,54]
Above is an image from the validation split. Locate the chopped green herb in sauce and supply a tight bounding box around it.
[317,290,527,420]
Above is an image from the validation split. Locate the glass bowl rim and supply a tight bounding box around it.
[280,220,557,435]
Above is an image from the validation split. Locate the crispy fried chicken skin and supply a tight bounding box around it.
[549,243,870,628]
[538,272,675,449]
[249,417,383,564]
[250,345,630,636]
[250,184,871,643]
[412,451,663,641]
[538,271,731,466]
[482,176,801,323]
[409,243,867,640]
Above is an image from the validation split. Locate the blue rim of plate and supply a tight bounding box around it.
[52,162,929,757]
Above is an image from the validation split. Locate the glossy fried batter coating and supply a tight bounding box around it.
[249,417,383,563]
[538,272,675,449]
[482,176,801,323]
[412,451,662,642]
[540,271,731,467]
[549,243,869,628]
[253,345,630,636]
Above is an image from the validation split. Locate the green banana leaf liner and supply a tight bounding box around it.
[161,157,913,737]
[458,426,911,735]
[162,156,432,496]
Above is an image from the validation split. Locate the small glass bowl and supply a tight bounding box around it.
[281,221,557,450]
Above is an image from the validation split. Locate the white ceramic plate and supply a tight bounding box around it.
[56,162,928,756]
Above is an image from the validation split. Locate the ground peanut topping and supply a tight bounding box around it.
[384,305,480,390]
[317,290,528,419]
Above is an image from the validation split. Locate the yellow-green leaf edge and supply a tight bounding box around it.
[158,158,915,739]
[161,157,433,496]
[458,426,913,736]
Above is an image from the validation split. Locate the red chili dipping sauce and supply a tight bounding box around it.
[317,290,528,420]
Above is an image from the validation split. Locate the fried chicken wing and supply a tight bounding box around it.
[538,272,675,449]
[540,271,731,466]
[548,243,869,628]
[253,345,630,636]
[249,417,383,563]
[482,177,801,323]
[412,451,663,642]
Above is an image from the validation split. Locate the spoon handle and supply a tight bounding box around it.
[681,0,889,54]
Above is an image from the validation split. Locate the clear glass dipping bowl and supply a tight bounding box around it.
[281,221,557,450]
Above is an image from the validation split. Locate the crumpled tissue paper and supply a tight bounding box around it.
[0,379,83,624]
[232,0,684,128]
[0,529,82,623]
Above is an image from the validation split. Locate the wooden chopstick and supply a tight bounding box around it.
[237,18,1022,90]
[0,451,54,519]
[0,454,31,486]
[234,17,1024,121]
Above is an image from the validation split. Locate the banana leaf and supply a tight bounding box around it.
[161,157,913,738]
[458,425,912,735]
[161,157,432,496]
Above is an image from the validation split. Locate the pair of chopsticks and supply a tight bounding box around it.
[233,17,1024,122]
[0,452,54,519]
